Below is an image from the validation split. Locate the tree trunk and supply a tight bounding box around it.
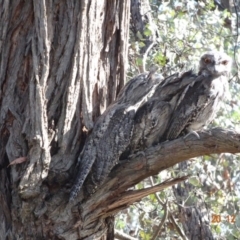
[0,0,130,239]
[1,1,240,240]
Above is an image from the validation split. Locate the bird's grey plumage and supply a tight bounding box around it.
[117,67,163,105]
[70,51,231,201]
[70,69,163,200]
[91,106,135,185]
[164,51,231,140]
[129,99,171,151]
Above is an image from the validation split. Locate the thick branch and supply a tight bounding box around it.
[115,230,138,240]
[55,128,240,239]
[81,128,240,222]
[115,128,240,189]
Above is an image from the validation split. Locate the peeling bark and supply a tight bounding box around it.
[0,0,239,239]
[0,0,130,238]
[70,128,239,239]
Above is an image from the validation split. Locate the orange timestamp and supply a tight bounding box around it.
[211,214,236,224]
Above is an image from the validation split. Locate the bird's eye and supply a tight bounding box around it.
[204,58,211,64]
[221,60,228,65]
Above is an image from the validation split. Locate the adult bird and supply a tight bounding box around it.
[163,50,231,140]
[70,51,231,200]
[123,51,231,153]
[70,68,163,200]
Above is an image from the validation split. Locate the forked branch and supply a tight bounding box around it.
[80,128,240,222]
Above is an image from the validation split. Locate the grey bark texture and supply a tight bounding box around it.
[0,0,130,239]
[0,0,239,240]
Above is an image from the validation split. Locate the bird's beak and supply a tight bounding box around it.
[208,64,222,75]
[213,64,221,74]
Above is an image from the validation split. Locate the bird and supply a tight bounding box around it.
[127,99,171,152]
[122,51,231,153]
[69,68,163,201]
[70,51,231,200]
[163,51,231,140]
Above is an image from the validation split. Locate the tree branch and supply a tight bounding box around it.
[115,230,138,240]
[114,128,240,190]
[108,176,188,211]
[80,128,240,223]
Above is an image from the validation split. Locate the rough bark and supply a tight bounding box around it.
[70,128,239,239]
[0,0,239,240]
[0,0,130,239]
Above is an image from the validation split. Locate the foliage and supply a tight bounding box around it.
[116,0,240,239]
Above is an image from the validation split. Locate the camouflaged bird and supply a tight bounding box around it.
[121,51,231,155]
[70,51,231,200]
[70,68,163,200]
[164,51,231,140]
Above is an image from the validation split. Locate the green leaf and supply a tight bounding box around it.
[188,176,201,187]
[144,27,152,37]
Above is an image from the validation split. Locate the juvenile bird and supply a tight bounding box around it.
[70,51,231,200]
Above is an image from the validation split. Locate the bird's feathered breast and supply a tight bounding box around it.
[70,51,231,200]
[164,72,228,140]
